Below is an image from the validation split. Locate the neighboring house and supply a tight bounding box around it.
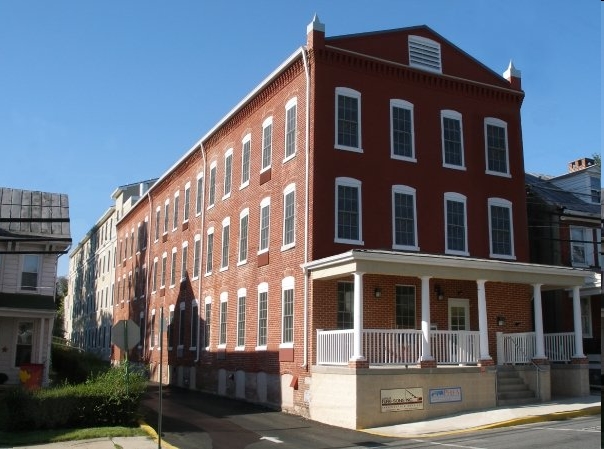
[112,17,595,429]
[0,187,71,386]
[526,157,601,383]
[64,180,156,361]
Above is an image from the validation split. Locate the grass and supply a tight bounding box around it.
[0,425,149,446]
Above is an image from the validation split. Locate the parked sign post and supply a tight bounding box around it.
[111,319,140,394]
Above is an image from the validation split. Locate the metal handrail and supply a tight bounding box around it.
[503,335,544,400]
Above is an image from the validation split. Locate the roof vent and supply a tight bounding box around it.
[408,35,441,73]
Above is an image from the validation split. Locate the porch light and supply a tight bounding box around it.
[374,287,382,298]
[434,284,444,300]
[497,316,506,326]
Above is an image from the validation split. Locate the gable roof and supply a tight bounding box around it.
[0,187,72,243]
[525,173,599,217]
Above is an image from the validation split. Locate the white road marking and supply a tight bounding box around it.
[260,436,284,443]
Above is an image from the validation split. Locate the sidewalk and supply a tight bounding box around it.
[365,394,601,438]
[12,395,601,448]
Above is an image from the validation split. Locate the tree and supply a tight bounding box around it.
[53,276,68,339]
[592,152,601,167]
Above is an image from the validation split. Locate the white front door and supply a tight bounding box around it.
[448,298,470,364]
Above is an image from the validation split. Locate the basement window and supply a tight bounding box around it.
[408,35,441,73]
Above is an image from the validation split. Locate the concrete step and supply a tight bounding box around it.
[496,367,538,406]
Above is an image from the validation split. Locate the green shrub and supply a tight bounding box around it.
[51,344,110,385]
[0,363,146,432]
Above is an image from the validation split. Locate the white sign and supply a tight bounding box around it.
[429,387,462,404]
[381,388,424,412]
[111,319,140,350]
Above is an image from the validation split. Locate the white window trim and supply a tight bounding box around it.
[258,197,271,254]
[192,234,201,280]
[444,192,469,256]
[281,183,296,251]
[208,161,217,209]
[183,181,191,223]
[235,288,247,351]
[335,87,363,153]
[334,177,364,245]
[181,241,189,281]
[220,217,230,271]
[256,282,269,350]
[154,206,161,242]
[261,116,273,172]
[204,295,212,349]
[390,99,416,162]
[205,227,214,276]
[151,257,159,293]
[391,185,420,251]
[163,199,170,235]
[189,299,199,351]
[170,247,178,287]
[484,117,511,178]
[240,134,251,189]
[222,148,233,200]
[441,109,466,170]
[488,197,515,259]
[172,191,180,231]
[238,208,249,266]
[284,97,298,162]
[280,276,295,348]
[570,226,595,268]
[195,173,204,217]
[218,292,228,349]
[160,252,168,288]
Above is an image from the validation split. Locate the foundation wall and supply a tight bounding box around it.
[310,366,497,429]
[551,364,590,397]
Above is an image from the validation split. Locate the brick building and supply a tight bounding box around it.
[113,17,595,429]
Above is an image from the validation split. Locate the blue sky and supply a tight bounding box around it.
[0,1,601,276]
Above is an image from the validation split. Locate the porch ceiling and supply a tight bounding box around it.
[303,250,593,289]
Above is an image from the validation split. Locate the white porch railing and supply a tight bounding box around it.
[316,329,480,366]
[496,332,575,364]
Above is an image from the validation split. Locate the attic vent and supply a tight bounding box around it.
[408,35,441,73]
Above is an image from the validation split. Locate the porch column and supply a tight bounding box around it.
[477,280,493,365]
[571,286,586,360]
[420,276,435,367]
[349,271,367,368]
[532,284,547,362]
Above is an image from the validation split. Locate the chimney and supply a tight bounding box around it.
[568,157,595,172]
[306,14,325,49]
[503,60,521,90]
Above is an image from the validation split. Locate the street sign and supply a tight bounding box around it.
[111,319,140,350]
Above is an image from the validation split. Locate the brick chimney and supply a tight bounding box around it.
[306,14,325,49]
[568,157,595,172]
[503,60,521,90]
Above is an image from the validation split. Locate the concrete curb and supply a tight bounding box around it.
[139,420,179,449]
[364,405,601,438]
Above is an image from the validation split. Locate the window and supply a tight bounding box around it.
[285,98,297,159]
[208,162,217,207]
[238,209,249,264]
[441,110,465,168]
[335,87,362,152]
[139,313,145,349]
[173,193,180,230]
[15,322,33,366]
[204,298,211,348]
[257,283,268,348]
[195,174,203,216]
[163,200,170,234]
[236,289,246,348]
[485,118,510,176]
[261,117,272,171]
[167,306,175,349]
[183,182,191,222]
[337,282,354,329]
[241,134,251,187]
[161,253,167,287]
[396,285,416,329]
[191,301,199,349]
[390,99,415,160]
[21,255,39,291]
[488,198,514,258]
[281,277,294,345]
[259,197,271,253]
[282,184,295,248]
[221,217,230,270]
[590,177,600,204]
[178,303,186,347]
[581,297,592,338]
[205,227,214,274]
[223,149,233,198]
[408,35,441,73]
[335,177,363,244]
[154,207,160,241]
[219,293,228,346]
[170,248,177,286]
[193,235,201,279]
[445,193,468,255]
[181,241,188,280]
[392,185,419,250]
[570,226,595,267]
[150,311,156,347]
[152,258,158,292]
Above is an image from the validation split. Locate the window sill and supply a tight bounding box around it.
[485,170,511,178]
[335,144,363,153]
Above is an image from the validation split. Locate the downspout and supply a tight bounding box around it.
[195,142,207,363]
[301,46,310,369]
[143,191,153,359]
